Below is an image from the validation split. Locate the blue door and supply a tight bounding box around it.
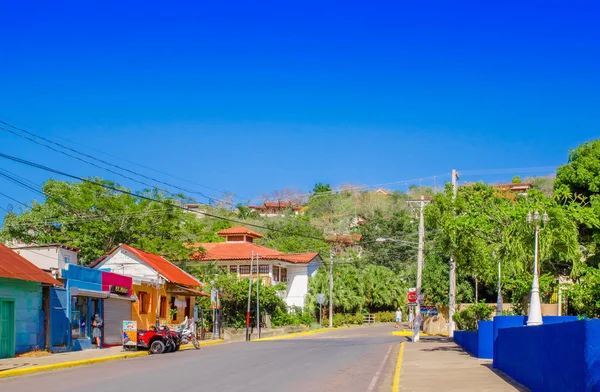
[49,288,69,351]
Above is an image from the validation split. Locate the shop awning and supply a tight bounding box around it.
[70,287,137,301]
[169,285,209,297]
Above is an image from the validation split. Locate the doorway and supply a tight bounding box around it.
[0,299,15,358]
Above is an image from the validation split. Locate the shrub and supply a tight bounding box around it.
[453,301,495,331]
[374,311,395,323]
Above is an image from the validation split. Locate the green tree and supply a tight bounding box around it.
[257,215,330,255]
[313,183,332,194]
[1,178,211,264]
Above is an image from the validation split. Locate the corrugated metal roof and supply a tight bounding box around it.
[0,244,62,285]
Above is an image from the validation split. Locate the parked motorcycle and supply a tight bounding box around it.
[174,317,201,350]
[138,325,179,354]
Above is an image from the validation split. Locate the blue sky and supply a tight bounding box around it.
[0,1,598,211]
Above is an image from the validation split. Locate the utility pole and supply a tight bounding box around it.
[246,251,254,341]
[448,169,459,338]
[329,248,333,328]
[256,253,261,339]
[406,195,430,343]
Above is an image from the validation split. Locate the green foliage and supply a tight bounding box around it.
[196,274,288,329]
[313,183,332,194]
[308,262,407,314]
[512,176,522,184]
[503,273,556,315]
[257,215,329,255]
[0,179,211,264]
[566,266,600,319]
[555,139,600,198]
[452,301,495,331]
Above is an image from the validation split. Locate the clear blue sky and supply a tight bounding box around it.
[0,1,598,211]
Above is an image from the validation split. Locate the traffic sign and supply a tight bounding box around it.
[317,293,325,304]
[407,291,418,303]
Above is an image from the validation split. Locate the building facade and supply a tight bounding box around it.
[189,226,321,308]
[0,244,61,358]
[90,244,205,330]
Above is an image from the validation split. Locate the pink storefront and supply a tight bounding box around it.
[101,270,134,345]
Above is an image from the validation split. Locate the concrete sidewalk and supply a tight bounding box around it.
[399,338,528,392]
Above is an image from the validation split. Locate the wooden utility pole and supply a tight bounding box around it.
[448,169,459,338]
[407,195,431,343]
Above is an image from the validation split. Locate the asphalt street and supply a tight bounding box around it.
[0,325,405,392]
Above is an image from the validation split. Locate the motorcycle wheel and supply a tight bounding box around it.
[174,344,181,352]
[192,336,201,350]
[164,343,174,353]
[150,340,165,354]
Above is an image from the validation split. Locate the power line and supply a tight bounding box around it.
[0,190,30,208]
[0,151,334,243]
[0,120,237,204]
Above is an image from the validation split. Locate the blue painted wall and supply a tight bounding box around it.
[0,277,43,355]
[495,319,600,392]
[492,316,580,366]
[454,330,478,357]
[477,320,494,359]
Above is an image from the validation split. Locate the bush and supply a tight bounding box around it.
[453,301,495,331]
[374,311,395,323]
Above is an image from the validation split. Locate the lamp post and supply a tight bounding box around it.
[493,251,502,316]
[526,210,549,326]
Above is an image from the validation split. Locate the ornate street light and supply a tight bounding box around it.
[526,210,549,326]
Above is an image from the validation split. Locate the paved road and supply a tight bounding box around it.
[0,325,404,392]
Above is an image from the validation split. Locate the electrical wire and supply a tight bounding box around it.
[0,120,237,204]
[0,151,336,243]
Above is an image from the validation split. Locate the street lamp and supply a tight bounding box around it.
[493,250,502,316]
[526,210,549,326]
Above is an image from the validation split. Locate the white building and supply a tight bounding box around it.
[188,226,321,308]
[10,243,80,272]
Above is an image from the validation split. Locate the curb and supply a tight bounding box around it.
[392,331,449,337]
[180,339,225,350]
[0,351,148,379]
[253,325,365,342]
[0,340,226,379]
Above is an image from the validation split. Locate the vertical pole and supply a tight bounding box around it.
[448,169,458,338]
[256,254,260,339]
[329,249,334,328]
[414,196,425,343]
[496,252,502,316]
[320,304,323,327]
[246,251,253,341]
[527,226,543,326]
[155,278,160,328]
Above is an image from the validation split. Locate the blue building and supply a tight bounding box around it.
[0,244,62,358]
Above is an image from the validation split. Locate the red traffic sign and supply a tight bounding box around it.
[407,291,418,303]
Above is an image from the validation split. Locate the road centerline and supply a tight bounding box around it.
[367,344,393,391]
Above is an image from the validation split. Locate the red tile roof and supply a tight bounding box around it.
[0,244,62,285]
[188,242,319,264]
[326,234,363,245]
[91,245,202,288]
[217,226,264,238]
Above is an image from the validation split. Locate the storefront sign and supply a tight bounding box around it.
[110,285,129,295]
[123,320,137,348]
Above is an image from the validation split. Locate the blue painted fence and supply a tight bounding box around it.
[453,320,493,359]
[494,319,600,392]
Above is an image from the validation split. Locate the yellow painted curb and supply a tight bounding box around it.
[392,331,449,337]
[252,326,358,342]
[0,351,148,379]
[391,342,405,392]
[180,339,225,350]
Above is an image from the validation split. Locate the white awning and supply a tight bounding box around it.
[70,287,136,301]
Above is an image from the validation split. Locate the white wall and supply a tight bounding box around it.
[13,247,78,271]
[285,265,309,308]
[95,248,158,281]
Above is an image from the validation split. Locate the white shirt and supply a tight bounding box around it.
[396,310,402,319]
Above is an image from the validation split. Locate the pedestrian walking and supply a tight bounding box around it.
[395,308,403,328]
[409,309,414,329]
[92,314,103,349]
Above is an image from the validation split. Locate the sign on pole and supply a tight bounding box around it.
[407,291,418,303]
[317,293,325,305]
